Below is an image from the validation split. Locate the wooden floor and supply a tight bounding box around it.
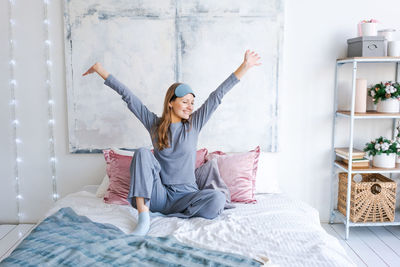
[322,223,400,266]
[1,223,400,266]
[0,224,35,262]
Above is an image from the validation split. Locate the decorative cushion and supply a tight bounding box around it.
[103,149,135,205]
[195,148,208,169]
[206,146,260,203]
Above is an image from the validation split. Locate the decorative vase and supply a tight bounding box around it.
[361,22,377,36]
[388,41,400,57]
[372,153,396,168]
[396,155,400,164]
[376,98,399,113]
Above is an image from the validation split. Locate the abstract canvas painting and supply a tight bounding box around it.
[64,0,284,153]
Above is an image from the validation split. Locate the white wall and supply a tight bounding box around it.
[1,0,400,223]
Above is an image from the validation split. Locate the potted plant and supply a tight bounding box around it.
[364,136,400,168]
[368,81,400,113]
[396,122,400,163]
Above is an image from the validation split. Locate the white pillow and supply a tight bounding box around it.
[96,174,110,198]
[255,152,281,194]
[111,148,135,156]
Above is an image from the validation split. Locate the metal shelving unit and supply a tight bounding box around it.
[330,57,400,240]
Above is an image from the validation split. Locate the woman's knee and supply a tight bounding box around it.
[201,190,226,219]
[131,148,160,170]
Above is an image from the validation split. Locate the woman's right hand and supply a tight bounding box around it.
[82,62,109,80]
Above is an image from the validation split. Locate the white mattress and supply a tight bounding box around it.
[44,189,354,266]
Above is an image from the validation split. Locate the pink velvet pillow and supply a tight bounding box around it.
[206,146,260,203]
[103,149,133,205]
[103,148,209,205]
[195,148,208,169]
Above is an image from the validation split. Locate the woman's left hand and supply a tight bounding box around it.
[233,50,261,80]
[243,50,262,69]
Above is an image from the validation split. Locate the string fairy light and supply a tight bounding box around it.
[8,0,22,223]
[43,0,58,201]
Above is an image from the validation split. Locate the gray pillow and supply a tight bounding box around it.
[195,158,235,209]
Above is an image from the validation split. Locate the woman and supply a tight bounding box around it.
[83,50,261,235]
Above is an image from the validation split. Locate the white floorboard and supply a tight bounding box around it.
[321,224,366,266]
[385,226,400,239]
[0,224,35,262]
[324,223,400,267]
[0,225,16,240]
[367,227,400,258]
[351,227,400,267]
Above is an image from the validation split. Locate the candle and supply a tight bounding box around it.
[355,79,367,113]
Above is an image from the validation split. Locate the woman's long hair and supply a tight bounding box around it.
[152,83,190,151]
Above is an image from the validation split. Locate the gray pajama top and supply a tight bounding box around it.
[104,73,240,185]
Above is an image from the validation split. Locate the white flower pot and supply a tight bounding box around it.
[388,41,400,56]
[361,23,377,36]
[372,153,396,168]
[376,98,399,113]
[396,155,400,164]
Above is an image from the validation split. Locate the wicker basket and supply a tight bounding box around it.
[338,173,397,222]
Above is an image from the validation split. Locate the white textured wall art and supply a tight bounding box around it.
[64,0,284,153]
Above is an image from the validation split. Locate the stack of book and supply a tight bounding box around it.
[335,147,370,168]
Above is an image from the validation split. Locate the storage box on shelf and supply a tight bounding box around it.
[347,36,386,57]
[337,173,396,223]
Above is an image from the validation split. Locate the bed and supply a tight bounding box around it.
[2,185,355,266]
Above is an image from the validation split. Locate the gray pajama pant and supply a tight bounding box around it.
[127,148,226,219]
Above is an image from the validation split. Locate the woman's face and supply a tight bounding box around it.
[169,94,194,121]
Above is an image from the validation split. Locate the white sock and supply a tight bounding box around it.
[132,211,150,236]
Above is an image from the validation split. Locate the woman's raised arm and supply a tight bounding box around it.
[82,62,158,132]
[191,50,261,131]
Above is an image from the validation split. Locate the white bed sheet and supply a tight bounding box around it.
[44,190,354,266]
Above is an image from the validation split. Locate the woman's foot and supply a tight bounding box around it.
[132,211,150,236]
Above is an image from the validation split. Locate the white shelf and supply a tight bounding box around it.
[331,57,400,239]
[332,209,400,227]
[336,110,400,119]
[334,161,400,174]
[337,57,400,64]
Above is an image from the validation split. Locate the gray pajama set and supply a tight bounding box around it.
[104,73,239,219]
